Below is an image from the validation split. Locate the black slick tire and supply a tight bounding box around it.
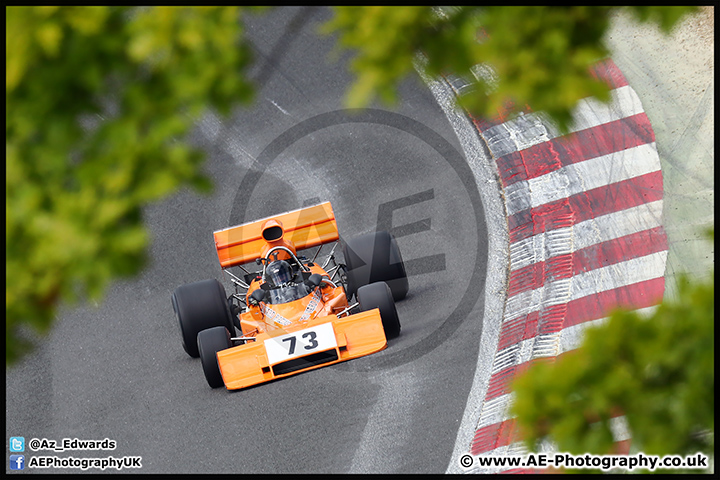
[343,230,408,301]
[197,326,231,389]
[357,281,401,340]
[171,279,234,358]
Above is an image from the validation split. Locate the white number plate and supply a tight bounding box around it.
[264,323,337,365]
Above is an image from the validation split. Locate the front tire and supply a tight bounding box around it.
[197,326,231,389]
[172,279,234,358]
[357,282,401,340]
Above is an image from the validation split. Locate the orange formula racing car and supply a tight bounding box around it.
[171,202,408,390]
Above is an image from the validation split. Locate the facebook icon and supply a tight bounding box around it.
[10,455,25,470]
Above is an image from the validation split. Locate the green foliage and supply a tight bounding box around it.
[624,6,697,34]
[6,6,255,365]
[323,6,699,132]
[322,7,437,107]
[512,268,714,471]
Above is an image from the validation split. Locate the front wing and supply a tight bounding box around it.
[216,309,386,390]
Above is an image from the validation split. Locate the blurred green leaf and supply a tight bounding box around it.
[323,6,699,133]
[512,240,714,472]
[6,6,256,365]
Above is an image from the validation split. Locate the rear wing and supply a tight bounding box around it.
[214,202,339,269]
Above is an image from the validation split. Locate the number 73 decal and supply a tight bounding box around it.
[264,323,337,365]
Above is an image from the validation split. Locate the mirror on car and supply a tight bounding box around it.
[306,273,323,288]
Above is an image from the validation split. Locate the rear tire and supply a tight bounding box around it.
[357,282,401,340]
[171,279,234,358]
[197,327,231,389]
[343,230,408,301]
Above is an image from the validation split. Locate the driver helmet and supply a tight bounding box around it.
[266,260,294,287]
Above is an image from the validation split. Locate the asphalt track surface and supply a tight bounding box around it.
[6,8,492,474]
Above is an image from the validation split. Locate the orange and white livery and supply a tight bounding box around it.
[171,202,409,390]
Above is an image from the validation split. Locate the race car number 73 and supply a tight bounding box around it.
[264,323,337,365]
